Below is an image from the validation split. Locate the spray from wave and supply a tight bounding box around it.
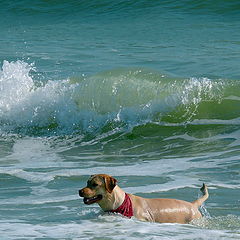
[0,60,78,135]
[0,60,240,136]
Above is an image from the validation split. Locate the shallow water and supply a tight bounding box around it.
[0,1,240,239]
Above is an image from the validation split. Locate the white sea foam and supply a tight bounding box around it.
[0,215,239,240]
[0,60,78,133]
[1,60,233,136]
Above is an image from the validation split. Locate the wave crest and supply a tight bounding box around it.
[0,60,240,136]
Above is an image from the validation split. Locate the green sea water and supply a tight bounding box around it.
[0,1,240,239]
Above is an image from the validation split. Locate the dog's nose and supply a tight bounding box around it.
[79,189,84,197]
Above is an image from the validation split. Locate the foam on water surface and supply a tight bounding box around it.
[1,60,240,137]
[0,60,240,239]
[1,0,240,238]
[0,215,240,240]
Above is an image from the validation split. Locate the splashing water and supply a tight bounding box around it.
[1,60,240,137]
[0,60,79,134]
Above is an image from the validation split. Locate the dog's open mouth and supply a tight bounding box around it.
[83,195,103,205]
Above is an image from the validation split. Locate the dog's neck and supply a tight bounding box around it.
[98,185,126,211]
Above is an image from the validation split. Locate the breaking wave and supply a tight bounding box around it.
[0,60,240,136]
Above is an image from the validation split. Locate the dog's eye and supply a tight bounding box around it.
[92,183,98,187]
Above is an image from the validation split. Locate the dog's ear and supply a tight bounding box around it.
[104,175,117,193]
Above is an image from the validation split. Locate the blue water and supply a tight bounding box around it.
[0,1,240,239]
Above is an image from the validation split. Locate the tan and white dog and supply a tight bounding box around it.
[79,174,209,224]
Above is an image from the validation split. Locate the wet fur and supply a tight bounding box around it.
[79,174,209,224]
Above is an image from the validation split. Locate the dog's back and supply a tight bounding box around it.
[129,184,209,223]
[129,195,202,223]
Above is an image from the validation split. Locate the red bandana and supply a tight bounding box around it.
[108,193,133,218]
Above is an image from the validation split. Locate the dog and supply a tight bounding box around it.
[79,174,209,224]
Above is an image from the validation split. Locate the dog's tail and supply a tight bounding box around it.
[192,183,209,208]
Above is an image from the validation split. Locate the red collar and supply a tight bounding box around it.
[108,193,133,218]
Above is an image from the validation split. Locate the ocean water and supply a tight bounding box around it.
[0,0,240,239]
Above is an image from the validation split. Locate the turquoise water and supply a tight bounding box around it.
[0,1,240,239]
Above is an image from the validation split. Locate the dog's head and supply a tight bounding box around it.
[79,174,117,205]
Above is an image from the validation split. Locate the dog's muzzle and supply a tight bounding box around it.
[79,189,103,205]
